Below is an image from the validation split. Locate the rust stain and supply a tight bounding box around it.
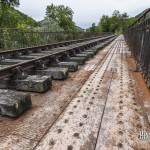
[126,54,150,125]
[80,132,97,150]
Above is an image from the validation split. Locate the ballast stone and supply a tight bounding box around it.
[0,89,32,117]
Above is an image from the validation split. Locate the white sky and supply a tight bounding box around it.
[18,0,150,29]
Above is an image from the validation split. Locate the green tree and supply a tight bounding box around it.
[112,10,121,17]
[0,0,19,6]
[0,0,20,27]
[97,10,136,34]
[87,23,96,32]
[46,4,76,31]
[92,23,96,32]
[98,15,110,32]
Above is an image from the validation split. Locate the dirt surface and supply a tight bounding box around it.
[127,52,150,125]
[0,36,150,150]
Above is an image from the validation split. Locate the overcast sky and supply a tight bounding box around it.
[18,0,150,29]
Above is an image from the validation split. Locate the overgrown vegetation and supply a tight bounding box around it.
[87,10,135,34]
[0,2,83,50]
[0,0,38,28]
[0,0,40,49]
[45,4,76,31]
[0,1,136,50]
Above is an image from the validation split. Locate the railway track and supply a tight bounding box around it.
[0,35,115,117]
[0,35,114,79]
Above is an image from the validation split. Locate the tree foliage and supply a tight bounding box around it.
[0,0,38,28]
[0,0,19,27]
[0,7,38,28]
[46,4,76,31]
[0,0,19,6]
[87,10,136,34]
[86,23,97,32]
[99,10,135,34]
[0,0,39,49]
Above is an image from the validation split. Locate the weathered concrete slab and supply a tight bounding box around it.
[86,49,97,55]
[67,56,86,65]
[81,51,94,57]
[100,43,106,47]
[13,75,51,93]
[58,62,78,72]
[75,53,89,60]
[103,41,108,46]
[0,89,32,117]
[36,67,68,80]
[92,44,103,50]
[89,47,100,53]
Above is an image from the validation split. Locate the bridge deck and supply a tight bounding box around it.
[0,36,150,150]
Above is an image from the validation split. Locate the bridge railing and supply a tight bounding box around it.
[0,28,111,51]
[124,18,150,86]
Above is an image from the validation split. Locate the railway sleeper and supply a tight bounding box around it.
[77,52,93,58]
[81,51,95,57]
[36,67,69,80]
[10,75,52,93]
[94,44,104,50]
[67,56,86,65]
[85,49,98,55]
[75,53,89,60]
[0,89,32,117]
[57,62,78,72]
